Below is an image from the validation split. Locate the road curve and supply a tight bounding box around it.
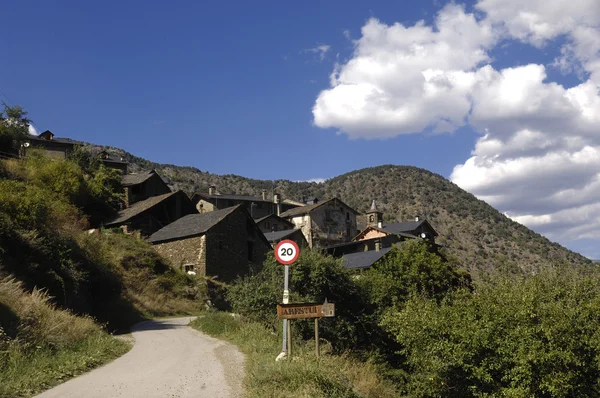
[36,317,244,398]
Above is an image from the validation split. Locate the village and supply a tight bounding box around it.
[26,129,440,282]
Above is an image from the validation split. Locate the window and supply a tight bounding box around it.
[247,241,254,261]
[346,212,350,221]
[183,264,196,274]
[273,224,278,231]
[265,222,270,229]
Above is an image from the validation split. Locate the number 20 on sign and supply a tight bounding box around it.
[274,240,300,265]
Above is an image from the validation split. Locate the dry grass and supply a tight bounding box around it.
[77,231,203,318]
[0,277,98,349]
[191,312,398,398]
[0,277,130,397]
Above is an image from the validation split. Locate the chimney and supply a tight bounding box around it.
[375,240,381,252]
[415,216,420,222]
[273,193,281,216]
[261,190,267,201]
[209,185,216,195]
[377,221,383,229]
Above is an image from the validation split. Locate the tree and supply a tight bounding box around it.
[359,239,471,309]
[382,267,600,397]
[0,103,31,155]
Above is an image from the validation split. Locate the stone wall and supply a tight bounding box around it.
[289,214,312,247]
[196,198,215,213]
[205,208,270,282]
[153,235,207,275]
[310,200,357,248]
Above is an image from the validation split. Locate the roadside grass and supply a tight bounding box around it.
[0,332,130,398]
[191,312,398,398]
[0,277,132,398]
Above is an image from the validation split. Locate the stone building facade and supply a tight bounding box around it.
[280,198,360,248]
[190,189,301,218]
[148,205,271,282]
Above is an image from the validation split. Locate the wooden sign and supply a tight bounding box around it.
[277,300,335,320]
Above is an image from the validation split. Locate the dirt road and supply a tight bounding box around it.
[36,317,244,398]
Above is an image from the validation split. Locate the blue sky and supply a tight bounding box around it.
[2,0,600,258]
[0,0,476,178]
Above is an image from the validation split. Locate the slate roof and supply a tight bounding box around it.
[280,198,360,218]
[121,171,156,186]
[193,192,274,203]
[254,214,294,226]
[341,247,392,269]
[382,220,438,236]
[105,192,176,226]
[148,206,239,244]
[28,135,80,145]
[283,199,306,207]
[263,229,298,242]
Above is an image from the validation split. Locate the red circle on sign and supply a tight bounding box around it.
[274,239,300,265]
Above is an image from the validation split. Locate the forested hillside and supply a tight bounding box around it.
[95,145,592,274]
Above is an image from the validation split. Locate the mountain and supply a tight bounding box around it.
[91,144,593,275]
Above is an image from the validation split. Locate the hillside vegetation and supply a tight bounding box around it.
[97,145,591,274]
[0,111,203,396]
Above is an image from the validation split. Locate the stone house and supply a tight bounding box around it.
[25,130,78,159]
[355,201,438,243]
[254,214,294,234]
[104,190,197,236]
[121,170,171,207]
[279,198,360,248]
[148,205,271,281]
[322,201,440,265]
[354,217,438,243]
[97,150,129,174]
[190,187,301,218]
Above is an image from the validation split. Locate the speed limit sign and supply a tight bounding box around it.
[274,239,300,265]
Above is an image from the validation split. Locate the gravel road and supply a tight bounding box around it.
[35,317,245,398]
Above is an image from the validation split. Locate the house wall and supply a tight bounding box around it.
[288,215,313,248]
[153,235,207,275]
[309,200,358,248]
[28,142,72,159]
[195,198,216,213]
[204,208,270,282]
[256,217,293,233]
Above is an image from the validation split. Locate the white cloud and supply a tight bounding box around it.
[296,178,327,184]
[476,0,600,81]
[303,44,331,61]
[312,0,600,247]
[28,124,38,136]
[313,4,496,138]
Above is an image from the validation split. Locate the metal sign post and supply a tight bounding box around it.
[274,240,300,361]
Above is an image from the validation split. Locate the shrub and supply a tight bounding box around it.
[382,267,600,397]
[227,250,376,353]
[359,240,471,309]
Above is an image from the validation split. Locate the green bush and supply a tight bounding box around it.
[382,267,600,397]
[227,250,376,353]
[359,240,471,309]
